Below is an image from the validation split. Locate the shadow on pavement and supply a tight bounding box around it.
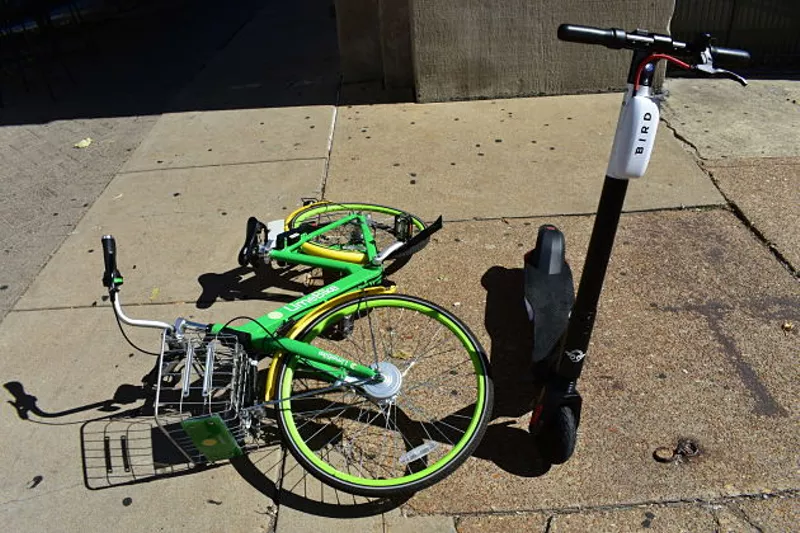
[1,0,409,126]
[234,453,410,519]
[5,362,403,514]
[476,265,553,477]
[5,380,146,420]
[195,264,312,309]
[2,378,212,489]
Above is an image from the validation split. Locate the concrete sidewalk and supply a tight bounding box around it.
[1,6,797,533]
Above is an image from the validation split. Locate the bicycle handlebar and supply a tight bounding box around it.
[557,24,750,64]
[102,235,121,288]
[101,235,174,331]
[379,216,444,264]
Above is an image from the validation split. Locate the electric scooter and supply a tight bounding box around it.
[524,24,750,464]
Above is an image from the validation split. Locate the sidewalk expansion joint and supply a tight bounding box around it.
[320,81,341,199]
[445,488,798,520]
[11,300,210,313]
[116,157,328,175]
[441,204,729,224]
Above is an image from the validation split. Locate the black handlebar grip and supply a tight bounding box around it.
[557,24,626,48]
[710,46,751,64]
[101,235,119,288]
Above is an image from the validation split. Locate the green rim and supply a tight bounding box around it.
[290,203,426,233]
[279,297,488,488]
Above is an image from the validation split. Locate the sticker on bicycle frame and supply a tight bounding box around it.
[566,349,586,363]
[267,311,284,320]
[283,285,340,313]
[318,349,358,370]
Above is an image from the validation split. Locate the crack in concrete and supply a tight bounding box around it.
[719,196,798,278]
[709,505,724,532]
[662,117,706,161]
[662,116,797,278]
[543,515,554,533]
[727,501,765,533]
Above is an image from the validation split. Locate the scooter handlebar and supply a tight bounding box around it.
[708,45,751,64]
[557,23,750,64]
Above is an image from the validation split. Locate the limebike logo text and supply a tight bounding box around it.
[284,285,340,313]
[318,349,358,370]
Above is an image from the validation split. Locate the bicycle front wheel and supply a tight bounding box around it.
[285,202,428,263]
[276,294,493,497]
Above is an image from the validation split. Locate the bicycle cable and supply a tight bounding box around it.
[217,315,287,352]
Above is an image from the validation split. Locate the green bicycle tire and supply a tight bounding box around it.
[286,202,429,260]
[276,294,493,497]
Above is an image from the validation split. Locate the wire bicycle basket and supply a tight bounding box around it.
[153,329,262,465]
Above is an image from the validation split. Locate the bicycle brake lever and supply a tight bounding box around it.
[693,63,748,86]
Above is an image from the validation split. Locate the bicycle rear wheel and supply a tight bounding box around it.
[285,202,428,263]
[276,294,493,497]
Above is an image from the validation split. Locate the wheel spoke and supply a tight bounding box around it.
[279,294,491,495]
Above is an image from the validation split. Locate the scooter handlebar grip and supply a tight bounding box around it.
[710,46,751,64]
[557,24,626,48]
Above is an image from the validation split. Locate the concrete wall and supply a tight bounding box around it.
[672,0,800,66]
[335,0,383,83]
[335,0,413,87]
[410,0,676,102]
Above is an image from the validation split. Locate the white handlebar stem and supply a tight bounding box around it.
[112,293,173,333]
[372,242,406,264]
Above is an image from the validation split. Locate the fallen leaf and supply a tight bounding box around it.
[149,287,160,301]
[74,138,93,149]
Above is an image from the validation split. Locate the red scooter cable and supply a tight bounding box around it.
[634,53,692,91]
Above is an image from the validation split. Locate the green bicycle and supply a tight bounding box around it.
[101,201,493,497]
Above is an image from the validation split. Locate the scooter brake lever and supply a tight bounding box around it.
[693,63,748,86]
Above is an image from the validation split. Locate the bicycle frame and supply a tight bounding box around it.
[208,212,389,383]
